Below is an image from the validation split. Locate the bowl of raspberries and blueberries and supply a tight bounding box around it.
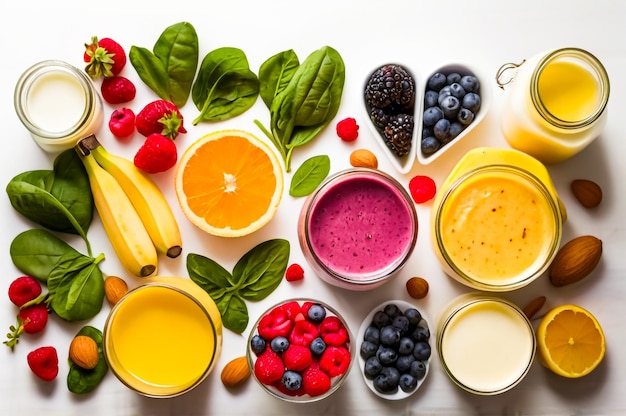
[357,300,432,400]
[247,298,354,403]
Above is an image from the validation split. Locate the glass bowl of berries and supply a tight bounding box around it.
[246,298,355,403]
[357,300,432,400]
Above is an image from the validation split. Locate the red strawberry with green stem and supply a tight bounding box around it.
[135,100,187,140]
[8,276,42,307]
[27,346,59,381]
[84,36,127,78]
[134,133,178,174]
[4,303,49,350]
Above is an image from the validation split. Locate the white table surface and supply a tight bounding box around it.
[2,1,626,414]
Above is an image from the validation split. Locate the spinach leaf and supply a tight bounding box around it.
[67,326,108,394]
[130,21,199,107]
[187,239,290,333]
[6,149,93,252]
[191,47,259,124]
[289,155,330,197]
[258,49,299,109]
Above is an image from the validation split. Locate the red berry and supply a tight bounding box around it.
[285,263,304,282]
[319,316,349,346]
[253,349,285,385]
[302,365,331,396]
[133,133,178,174]
[336,117,359,142]
[108,108,136,138]
[19,304,49,334]
[277,301,302,320]
[8,276,42,307]
[84,36,126,78]
[257,308,293,340]
[318,345,351,377]
[288,320,319,347]
[135,100,187,140]
[283,345,313,371]
[408,175,437,204]
[101,76,136,104]
[27,346,59,382]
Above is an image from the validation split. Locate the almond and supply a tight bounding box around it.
[104,276,128,306]
[350,149,378,169]
[522,295,546,320]
[549,235,602,287]
[571,179,602,208]
[406,277,429,299]
[220,356,251,388]
[69,335,99,370]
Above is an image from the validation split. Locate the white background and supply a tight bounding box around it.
[2,1,626,415]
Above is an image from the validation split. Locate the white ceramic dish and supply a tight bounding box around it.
[356,300,431,400]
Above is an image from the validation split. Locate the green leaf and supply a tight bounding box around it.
[187,253,236,294]
[215,293,249,334]
[234,239,290,301]
[67,326,108,394]
[129,46,170,101]
[258,49,299,109]
[289,155,330,197]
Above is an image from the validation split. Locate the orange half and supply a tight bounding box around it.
[175,130,284,237]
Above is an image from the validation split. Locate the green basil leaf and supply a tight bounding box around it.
[234,239,290,301]
[129,45,171,100]
[67,326,108,394]
[258,49,299,109]
[216,293,248,334]
[289,155,330,197]
[10,229,82,282]
[187,253,235,293]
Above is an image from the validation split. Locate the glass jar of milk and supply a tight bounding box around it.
[14,60,103,153]
[497,48,609,164]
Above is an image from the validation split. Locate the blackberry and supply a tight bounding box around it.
[365,64,416,109]
[369,107,390,130]
[383,114,414,157]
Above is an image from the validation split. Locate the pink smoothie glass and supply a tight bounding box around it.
[298,168,418,290]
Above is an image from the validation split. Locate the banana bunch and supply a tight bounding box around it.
[75,135,182,278]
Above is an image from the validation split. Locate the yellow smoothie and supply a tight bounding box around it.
[104,279,222,397]
[438,297,535,394]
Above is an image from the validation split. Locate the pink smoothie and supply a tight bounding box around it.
[307,174,416,280]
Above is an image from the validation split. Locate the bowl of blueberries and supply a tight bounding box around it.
[357,300,432,400]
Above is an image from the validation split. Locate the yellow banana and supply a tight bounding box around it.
[76,140,158,278]
[85,136,183,258]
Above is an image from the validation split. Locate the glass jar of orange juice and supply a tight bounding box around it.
[496,47,610,164]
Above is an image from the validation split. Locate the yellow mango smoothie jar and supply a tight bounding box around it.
[437,294,536,395]
[431,147,564,291]
[497,48,610,164]
[103,276,223,397]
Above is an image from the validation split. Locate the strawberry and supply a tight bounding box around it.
[101,76,136,104]
[253,349,285,385]
[318,345,350,377]
[109,108,136,138]
[408,175,437,204]
[133,133,178,174]
[4,304,49,350]
[135,100,187,140]
[8,276,42,307]
[27,346,59,382]
[257,308,293,340]
[84,36,126,78]
[283,345,312,372]
[319,316,349,346]
[288,320,319,347]
[285,263,305,282]
[302,364,331,396]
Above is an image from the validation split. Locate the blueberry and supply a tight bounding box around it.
[373,366,401,394]
[281,370,303,391]
[421,136,440,155]
[457,108,475,126]
[439,95,460,119]
[410,326,430,343]
[448,122,465,141]
[423,107,444,127]
[307,303,326,323]
[422,127,433,139]
[410,360,427,380]
[372,311,390,328]
[426,72,447,91]
[413,341,432,361]
[397,337,415,355]
[437,86,452,105]
[363,356,383,379]
[462,92,481,113]
[403,308,422,326]
[399,373,418,392]
[376,346,398,365]
[383,303,402,318]
[310,337,327,356]
[250,335,266,356]
[395,354,416,373]
[363,326,380,344]
[460,75,480,93]
[380,325,401,346]
[360,340,378,359]
[392,315,410,333]
[270,336,289,353]
[433,118,451,141]
[449,82,466,99]
[423,90,439,108]
[447,72,462,84]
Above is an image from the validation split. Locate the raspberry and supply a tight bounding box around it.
[133,133,178,174]
[408,175,437,204]
[302,364,331,396]
[101,76,136,104]
[27,346,59,382]
[336,117,359,142]
[257,308,293,340]
[253,349,285,385]
[283,345,313,371]
[7,276,42,307]
[19,304,49,334]
[277,301,302,320]
[108,108,135,138]
[285,263,304,282]
[319,316,349,346]
[318,345,351,377]
[288,320,319,347]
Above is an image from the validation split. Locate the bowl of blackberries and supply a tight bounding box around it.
[246,298,355,403]
[357,300,431,399]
